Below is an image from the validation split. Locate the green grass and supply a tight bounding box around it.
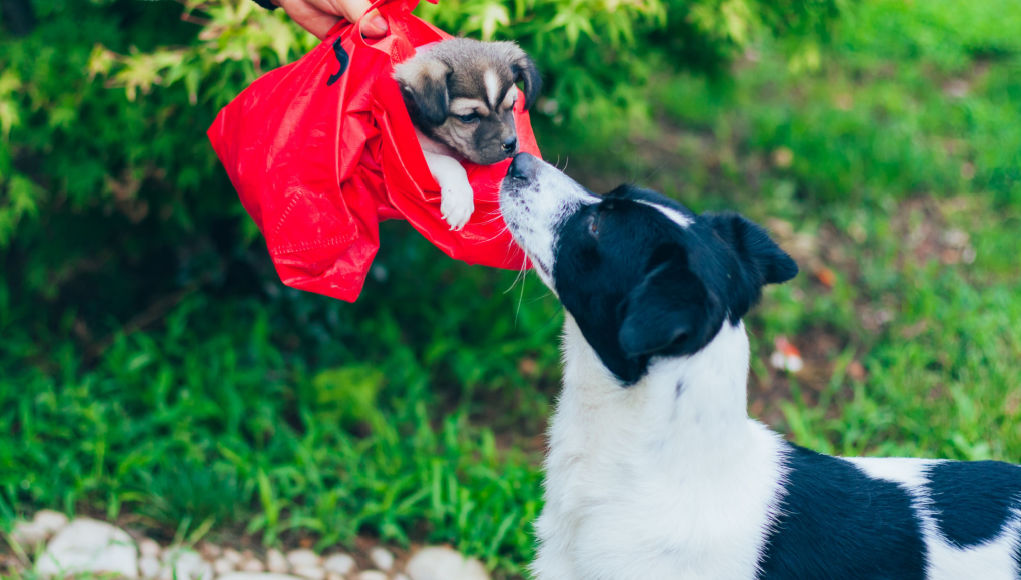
[1,235,560,576]
[3,0,1021,577]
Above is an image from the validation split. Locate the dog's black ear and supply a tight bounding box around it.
[511,53,542,111]
[705,212,798,287]
[703,212,798,321]
[394,59,451,126]
[618,248,716,358]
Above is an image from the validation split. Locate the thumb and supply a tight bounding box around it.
[358,9,389,37]
[277,0,341,39]
[333,0,388,37]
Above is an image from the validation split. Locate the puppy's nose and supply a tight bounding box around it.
[501,136,518,154]
[508,152,539,181]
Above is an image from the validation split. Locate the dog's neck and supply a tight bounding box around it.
[555,314,753,454]
[539,315,786,579]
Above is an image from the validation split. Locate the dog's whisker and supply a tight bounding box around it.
[508,252,533,325]
[475,211,508,226]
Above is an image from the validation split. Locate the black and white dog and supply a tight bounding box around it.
[500,153,1021,580]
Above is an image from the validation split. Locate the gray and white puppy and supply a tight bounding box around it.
[394,38,541,230]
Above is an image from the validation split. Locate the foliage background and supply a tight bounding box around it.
[1,0,1019,577]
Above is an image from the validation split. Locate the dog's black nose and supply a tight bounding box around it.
[501,136,518,153]
[508,152,539,181]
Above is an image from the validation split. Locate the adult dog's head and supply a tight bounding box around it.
[500,153,798,384]
[393,38,541,165]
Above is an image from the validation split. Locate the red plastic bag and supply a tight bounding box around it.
[207,0,537,302]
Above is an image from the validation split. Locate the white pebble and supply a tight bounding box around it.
[286,549,321,569]
[36,518,139,579]
[223,548,245,565]
[358,571,389,580]
[138,538,162,559]
[394,574,411,580]
[239,558,266,572]
[214,557,237,575]
[293,565,327,580]
[218,574,305,580]
[9,520,48,549]
[266,549,290,573]
[199,542,222,559]
[369,547,395,572]
[161,547,213,580]
[406,546,489,580]
[323,553,356,576]
[33,510,70,535]
[139,556,161,578]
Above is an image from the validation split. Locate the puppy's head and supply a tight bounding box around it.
[393,38,541,165]
[501,153,798,383]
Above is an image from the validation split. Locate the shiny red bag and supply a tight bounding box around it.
[207,0,537,302]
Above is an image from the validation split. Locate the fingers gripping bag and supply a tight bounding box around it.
[207,0,538,302]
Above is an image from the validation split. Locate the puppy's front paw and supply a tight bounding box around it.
[440,182,475,231]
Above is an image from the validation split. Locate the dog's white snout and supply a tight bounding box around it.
[500,155,601,293]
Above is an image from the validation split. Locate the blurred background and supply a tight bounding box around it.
[1,0,1019,576]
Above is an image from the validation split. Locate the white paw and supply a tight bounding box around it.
[440,182,475,231]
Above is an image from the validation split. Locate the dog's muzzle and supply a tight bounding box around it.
[507,152,540,183]
[501,153,598,290]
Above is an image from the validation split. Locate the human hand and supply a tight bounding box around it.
[274,0,389,40]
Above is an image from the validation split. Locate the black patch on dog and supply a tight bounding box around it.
[552,185,797,384]
[326,38,349,86]
[758,444,927,579]
[925,460,1021,548]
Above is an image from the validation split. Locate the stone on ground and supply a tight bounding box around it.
[218,574,305,580]
[266,548,290,574]
[368,546,395,572]
[322,552,355,576]
[35,518,139,579]
[286,549,321,569]
[406,546,489,580]
[161,546,214,580]
[8,510,69,550]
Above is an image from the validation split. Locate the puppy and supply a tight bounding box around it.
[500,153,1021,580]
[394,38,540,230]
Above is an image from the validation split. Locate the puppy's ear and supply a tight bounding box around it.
[394,58,451,126]
[509,50,542,110]
[705,212,798,287]
[618,248,717,358]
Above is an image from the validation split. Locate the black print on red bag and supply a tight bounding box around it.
[327,38,349,86]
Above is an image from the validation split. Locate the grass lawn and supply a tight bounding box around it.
[2,0,1020,577]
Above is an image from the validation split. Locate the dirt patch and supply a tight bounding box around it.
[891,197,977,268]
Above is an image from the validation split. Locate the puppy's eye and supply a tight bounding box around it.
[588,213,601,237]
[456,113,480,123]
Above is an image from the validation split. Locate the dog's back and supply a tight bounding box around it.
[763,445,1021,579]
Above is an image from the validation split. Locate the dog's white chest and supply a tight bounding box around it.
[532,320,787,580]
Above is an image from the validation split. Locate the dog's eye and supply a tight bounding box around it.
[456,113,480,123]
[588,213,600,237]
